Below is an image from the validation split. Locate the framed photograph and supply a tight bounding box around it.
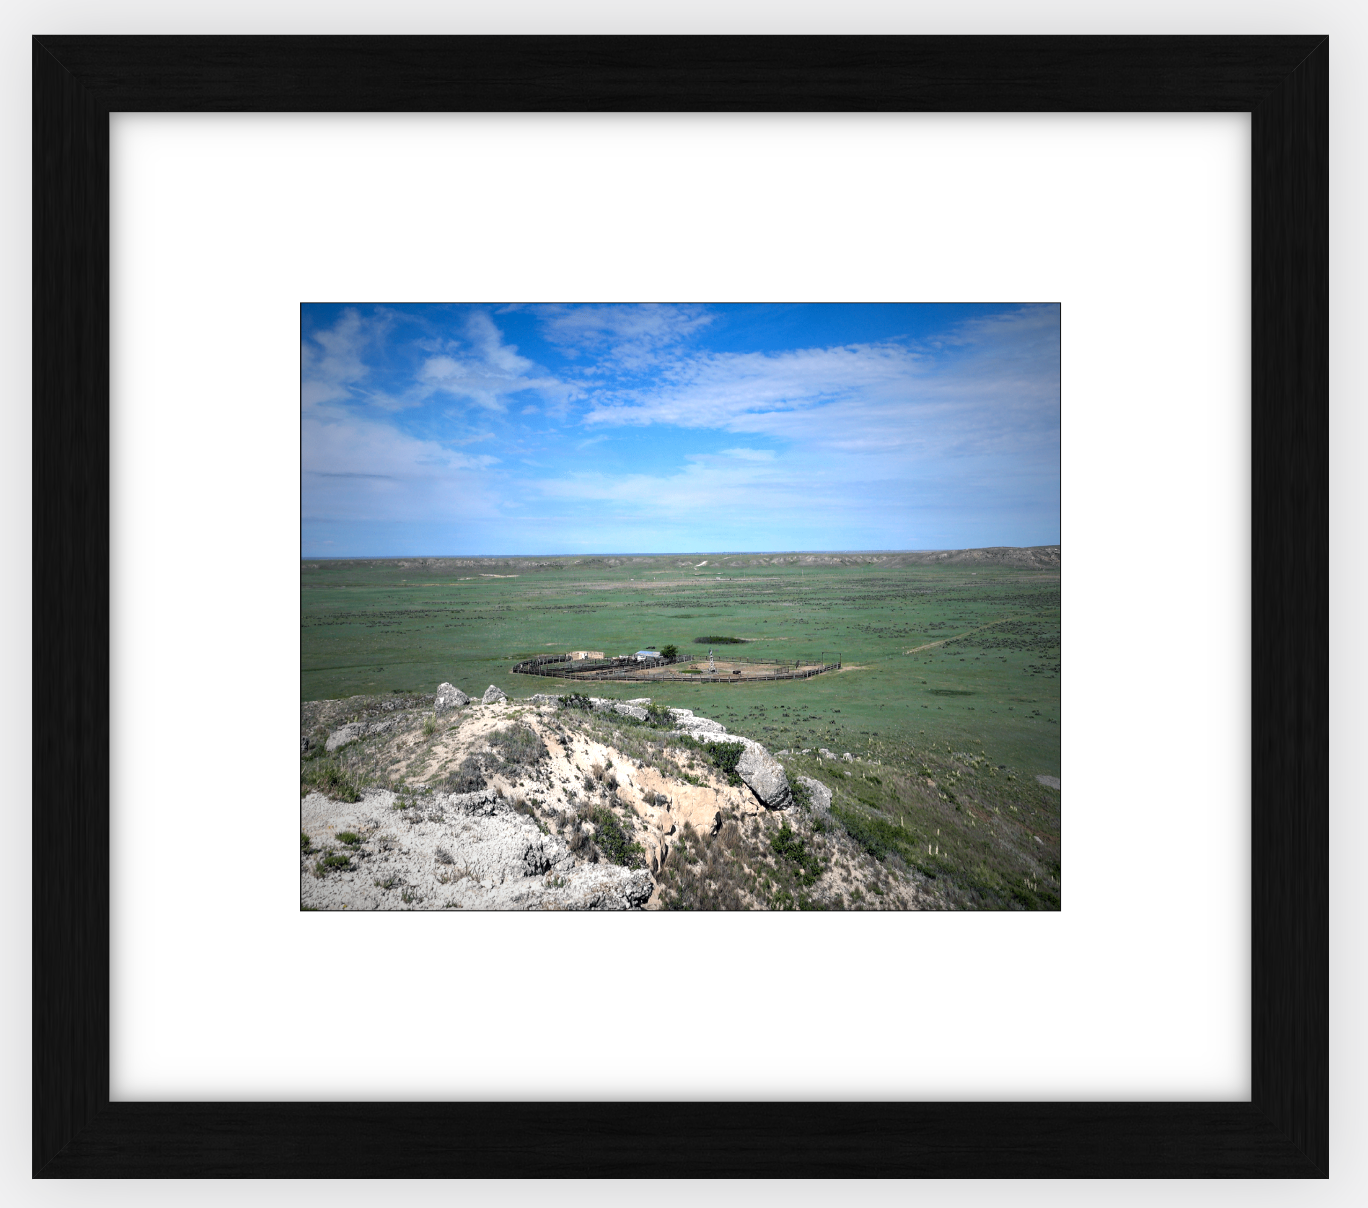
[33,36,1326,1176]
[298,300,1062,914]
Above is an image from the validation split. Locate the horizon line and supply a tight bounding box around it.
[300,543,1061,561]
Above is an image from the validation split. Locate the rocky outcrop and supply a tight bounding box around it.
[736,744,793,810]
[325,716,400,753]
[613,702,649,721]
[481,685,507,704]
[842,752,854,763]
[670,708,728,736]
[434,683,471,712]
[439,787,503,815]
[301,787,652,911]
[795,775,832,814]
[559,866,654,910]
[818,747,837,761]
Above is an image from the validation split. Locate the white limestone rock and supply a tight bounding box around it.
[434,683,471,712]
[736,744,793,810]
[794,775,833,814]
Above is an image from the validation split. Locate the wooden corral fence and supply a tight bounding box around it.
[511,652,840,683]
[511,652,692,678]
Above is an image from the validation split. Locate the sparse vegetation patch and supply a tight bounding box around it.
[300,759,361,803]
[586,804,645,868]
[489,723,548,767]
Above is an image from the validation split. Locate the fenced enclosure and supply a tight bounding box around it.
[511,651,841,684]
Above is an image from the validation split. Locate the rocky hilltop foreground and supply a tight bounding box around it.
[301,688,940,911]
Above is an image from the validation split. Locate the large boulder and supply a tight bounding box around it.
[481,684,507,704]
[613,702,649,721]
[434,683,471,713]
[736,744,793,810]
[795,775,833,814]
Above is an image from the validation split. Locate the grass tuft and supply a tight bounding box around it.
[300,759,361,803]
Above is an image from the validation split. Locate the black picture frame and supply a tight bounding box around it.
[32,35,1327,1178]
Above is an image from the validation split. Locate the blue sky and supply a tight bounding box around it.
[301,303,1060,557]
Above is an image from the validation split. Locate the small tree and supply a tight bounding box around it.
[660,643,678,662]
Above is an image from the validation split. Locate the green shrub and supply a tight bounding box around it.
[314,853,351,875]
[702,741,746,786]
[587,805,645,868]
[770,821,825,887]
[559,692,593,710]
[335,831,362,847]
[660,644,678,661]
[693,635,744,644]
[644,703,674,728]
[301,759,361,803]
[300,831,313,854]
[422,715,437,737]
[831,803,899,862]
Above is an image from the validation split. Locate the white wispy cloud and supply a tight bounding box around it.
[580,306,1058,469]
[417,312,579,413]
[534,303,714,372]
[302,411,502,524]
[715,447,775,462]
[301,307,388,409]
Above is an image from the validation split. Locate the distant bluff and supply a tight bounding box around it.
[300,546,1061,574]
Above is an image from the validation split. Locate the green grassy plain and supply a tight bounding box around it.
[302,551,1060,908]
[302,552,1059,774]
